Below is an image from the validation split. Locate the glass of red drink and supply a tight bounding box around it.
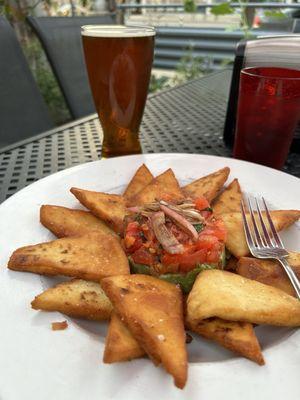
[233,67,300,169]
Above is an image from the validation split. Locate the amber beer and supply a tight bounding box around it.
[81,25,155,158]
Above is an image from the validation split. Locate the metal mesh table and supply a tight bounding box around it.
[1,69,300,203]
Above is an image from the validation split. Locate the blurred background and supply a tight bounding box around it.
[2,0,300,126]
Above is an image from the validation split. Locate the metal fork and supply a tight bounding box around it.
[241,196,300,299]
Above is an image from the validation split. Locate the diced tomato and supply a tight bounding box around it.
[195,234,219,250]
[182,243,197,254]
[125,237,143,253]
[161,253,176,266]
[179,250,208,271]
[125,207,227,273]
[161,248,208,272]
[124,235,136,248]
[124,221,143,253]
[206,242,223,263]
[161,217,226,271]
[132,246,156,266]
[126,221,140,234]
[206,250,220,263]
[195,197,210,211]
[201,219,227,241]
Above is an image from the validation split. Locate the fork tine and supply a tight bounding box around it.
[241,199,255,250]
[247,196,263,248]
[255,198,273,247]
[262,197,285,248]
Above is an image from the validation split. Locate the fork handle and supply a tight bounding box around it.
[278,257,300,299]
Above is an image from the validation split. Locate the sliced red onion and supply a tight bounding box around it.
[151,212,184,254]
[159,204,199,241]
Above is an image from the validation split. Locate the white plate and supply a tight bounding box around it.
[0,154,299,400]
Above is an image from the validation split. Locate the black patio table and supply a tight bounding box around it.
[1,69,300,203]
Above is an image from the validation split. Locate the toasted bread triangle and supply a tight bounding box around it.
[128,169,184,206]
[187,270,300,326]
[8,232,129,281]
[187,318,264,365]
[237,253,300,297]
[212,179,242,215]
[222,210,300,258]
[101,274,188,389]
[104,310,264,366]
[31,279,113,321]
[70,188,126,234]
[183,167,230,202]
[40,205,116,238]
[123,164,153,199]
[103,312,145,363]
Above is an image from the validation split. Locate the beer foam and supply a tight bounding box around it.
[81,25,155,38]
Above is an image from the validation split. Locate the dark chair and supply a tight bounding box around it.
[293,18,300,33]
[27,15,116,119]
[0,17,54,149]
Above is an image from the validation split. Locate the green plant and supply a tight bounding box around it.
[220,58,234,68]
[211,0,286,39]
[23,38,70,124]
[210,2,234,16]
[210,0,253,38]
[264,10,286,19]
[183,0,196,13]
[149,75,170,93]
[172,48,212,86]
[149,48,213,94]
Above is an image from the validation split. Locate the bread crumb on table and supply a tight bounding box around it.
[51,321,68,331]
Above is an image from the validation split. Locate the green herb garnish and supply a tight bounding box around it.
[194,223,204,233]
[129,258,153,276]
[129,257,216,294]
[159,264,216,294]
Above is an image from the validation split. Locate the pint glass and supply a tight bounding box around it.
[233,67,300,169]
[81,25,155,158]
